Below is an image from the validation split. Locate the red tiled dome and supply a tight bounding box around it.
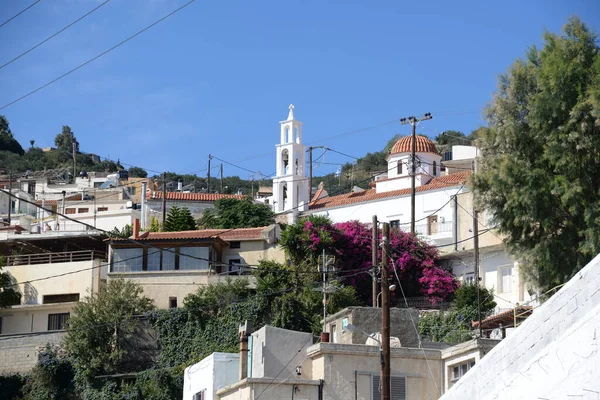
[390,135,438,155]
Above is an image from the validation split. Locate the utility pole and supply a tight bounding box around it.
[162,172,167,225]
[220,163,223,193]
[72,142,77,182]
[7,171,12,226]
[372,215,379,307]
[308,146,313,201]
[472,160,482,338]
[322,249,327,337]
[251,175,255,198]
[207,154,212,193]
[400,113,432,234]
[381,222,391,400]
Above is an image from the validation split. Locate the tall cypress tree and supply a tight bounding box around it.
[473,17,600,292]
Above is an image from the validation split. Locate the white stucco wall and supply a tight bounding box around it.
[58,209,139,232]
[183,352,239,400]
[440,252,600,400]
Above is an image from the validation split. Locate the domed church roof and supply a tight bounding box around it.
[390,135,438,155]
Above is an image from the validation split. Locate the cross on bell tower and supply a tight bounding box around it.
[272,104,308,223]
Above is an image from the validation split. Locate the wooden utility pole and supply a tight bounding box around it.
[7,171,12,226]
[220,163,224,193]
[162,172,167,225]
[372,215,379,307]
[381,222,391,400]
[400,113,432,234]
[207,154,212,193]
[308,146,313,201]
[472,160,482,338]
[72,142,77,182]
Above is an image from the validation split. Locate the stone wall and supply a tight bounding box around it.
[0,331,66,375]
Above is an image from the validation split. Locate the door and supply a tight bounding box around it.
[428,215,438,235]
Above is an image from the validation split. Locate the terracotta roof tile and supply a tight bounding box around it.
[117,226,271,241]
[308,170,471,211]
[390,135,438,155]
[472,306,533,329]
[147,192,244,202]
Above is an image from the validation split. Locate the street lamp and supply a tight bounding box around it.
[377,284,396,308]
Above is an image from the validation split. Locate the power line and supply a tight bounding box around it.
[0,0,41,29]
[0,0,196,110]
[0,0,112,71]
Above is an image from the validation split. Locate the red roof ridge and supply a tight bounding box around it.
[147,191,245,202]
[308,171,471,211]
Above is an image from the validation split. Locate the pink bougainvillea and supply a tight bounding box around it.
[281,217,458,305]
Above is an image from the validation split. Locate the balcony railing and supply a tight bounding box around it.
[415,221,453,236]
[7,250,106,266]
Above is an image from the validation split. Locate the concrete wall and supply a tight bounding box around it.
[146,200,215,219]
[0,331,66,375]
[440,252,600,400]
[108,272,252,309]
[218,378,320,400]
[325,307,420,348]
[183,353,239,400]
[4,259,104,307]
[307,343,442,400]
[250,326,313,379]
[222,241,285,268]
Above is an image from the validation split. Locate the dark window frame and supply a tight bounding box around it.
[48,313,70,331]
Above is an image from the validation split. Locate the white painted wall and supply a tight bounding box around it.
[440,252,600,400]
[250,326,313,379]
[183,352,239,400]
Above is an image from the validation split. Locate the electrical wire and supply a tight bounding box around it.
[0,0,41,29]
[0,0,196,110]
[385,246,440,397]
[0,0,112,71]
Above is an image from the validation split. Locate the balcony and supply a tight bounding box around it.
[415,221,453,237]
[7,250,106,266]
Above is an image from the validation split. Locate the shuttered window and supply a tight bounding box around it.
[372,375,406,400]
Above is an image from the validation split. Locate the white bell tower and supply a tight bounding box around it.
[272,104,308,223]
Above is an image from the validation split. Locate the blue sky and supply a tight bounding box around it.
[1,0,598,180]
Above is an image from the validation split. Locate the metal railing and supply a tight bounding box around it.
[415,221,453,236]
[7,250,106,266]
[396,297,452,310]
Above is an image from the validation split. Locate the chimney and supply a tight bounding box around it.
[133,218,140,239]
[239,321,252,380]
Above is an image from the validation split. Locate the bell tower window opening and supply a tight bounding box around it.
[294,127,299,144]
[397,160,403,175]
[282,149,289,175]
[433,161,437,176]
[284,126,291,143]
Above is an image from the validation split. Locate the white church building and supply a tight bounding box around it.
[266,105,533,316]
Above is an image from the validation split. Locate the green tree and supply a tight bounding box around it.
[434,130,471,146]
[473,17,600,292]
[0,116,24,156]
[21,344,75,400]
[109,224,133,239]
[148,216,161,232]
[128,167,148,178]
[197,197,274,229]
[163,205,196,232]
[65,279,154,389]
[54,126,79,153]
[418,283,496,344]
[0,257,21,307]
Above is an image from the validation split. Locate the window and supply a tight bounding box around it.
[397,161,403,175]
[427,215,438,235]
[432,161,437,176]
[161,248,176,271]
[372,375,406,400]
[43,294,80,304]
[179,247,209,271]
[129,187,137,195]
[147,248,162,271]
[229,241,241,249]
[229,259,242,274]
[97,207,108,212]
[48,313,70,330]
[65,208,76,214]
[27,182,36,196]
[78,208,89,213]
[193,390,206,400]
[390,220,400,230]
[330,323,337,343]
[451,360,475,384]
[169,297,177,309]
[498,267,513,293]
[111,248,143,272]
[93,182,103,188]
[464,273,475,285]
